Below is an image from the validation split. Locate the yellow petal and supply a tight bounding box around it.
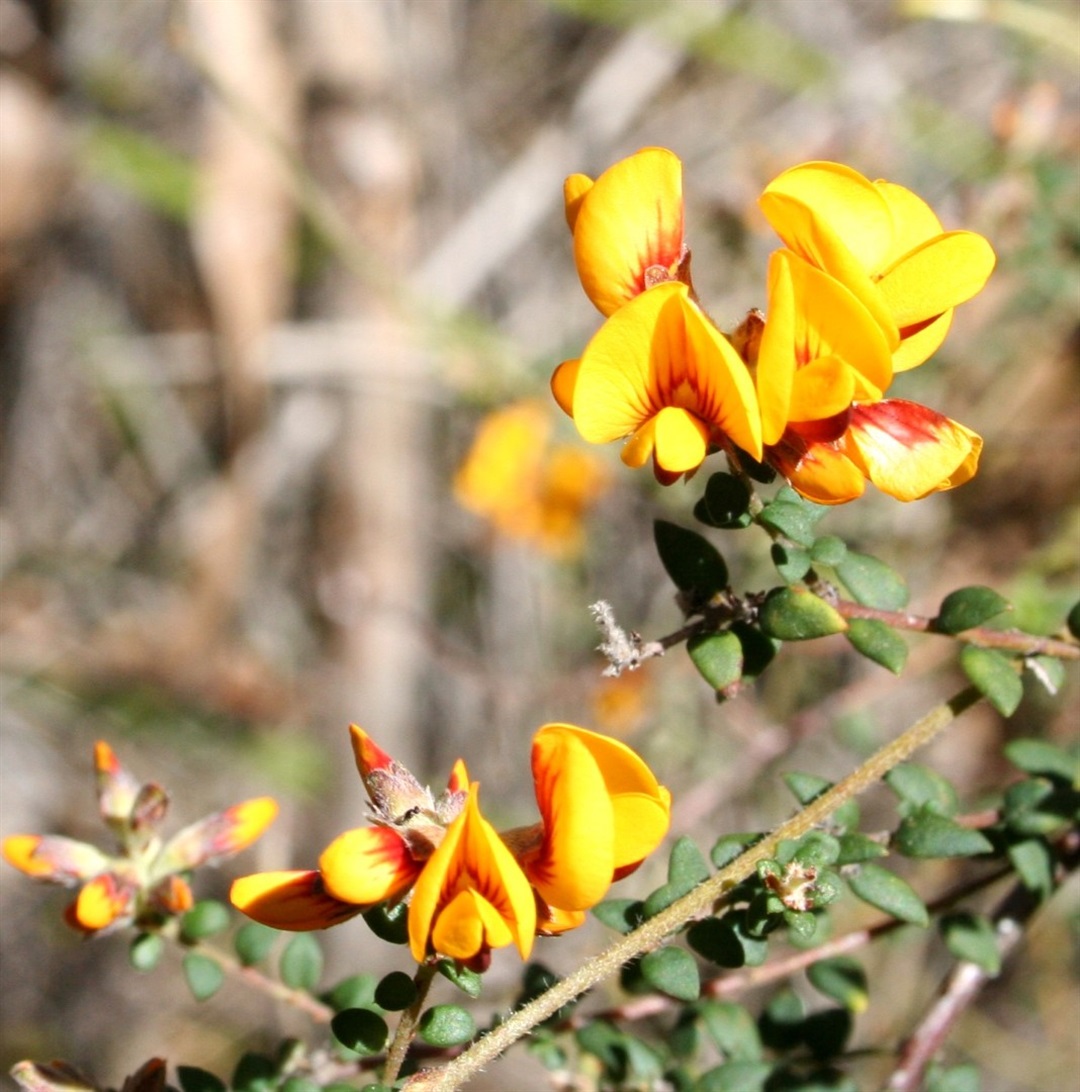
[756,250,797,445]
[762,161,896,272]
[892,310,953,373]
[526,727,614,911]
[2,834,109,883]
[644,407,710,474]
[408,784,535,962]
[563,173,593,232]
[551,359,580,417]
[788,356,857,424]
[532,725,670,873]
[230,870,364,931]
[845,400,982,501]
[319,826,421,905]
[876,229,996,328]
[74,873,134,933]
[873,180,943,260]
[573,147,685,316]
[431,888,514,960]
[768,431,867,505]
[159,797,279,872]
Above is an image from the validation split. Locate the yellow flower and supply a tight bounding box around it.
[553,283,763,483]
[565,146,687,317]
[233,723,670,968]
[3,741,277,935]
[759,160,996,371]
[453,400,609,558]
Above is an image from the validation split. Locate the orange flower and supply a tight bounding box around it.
[3,742,276,935]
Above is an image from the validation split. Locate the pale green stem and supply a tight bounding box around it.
[384,961,439,1085]
[404,686,983,1091]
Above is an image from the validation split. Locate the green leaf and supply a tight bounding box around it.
[791,832,841,869]
[960,646,1023,716]
[575,1020,625,1073]
[593,898,644,934]
[940,912,1001,975]
[280,1080,320,1092]
[176,1068,226,1092]
[781,773,857,832]
[697,472,752,528]
[418,1004,477,1047]
[835,551,908,610]
[654,520,727,597]
[935,586,1011,634]
[845,618,907,674]
[1003,778,1075,836]
[926,1062,982,1092]
[437,958,483,997]
[182,952,224,1001]
[644,837,710,917]
[810,535,847,567]
[322,973,377,1012]
[234,922,278,967]
[129,932,164,972]
[1067,600,1080,639]
[180,900,231,942]
[280,932,323,991]
[895,809,994,858]
[758,988,804,1051]
[807,957,868,1013]
[759,587,847,641]
[1025,655,1067,696]
[688,631,743,692]
[759,493,823,547]
[771,542,812,584]
[640,947,700,1001]
[697,1062,774,1092]
[330,1007,389,1055]
[711,832,759,870]
[363,900,409,944]
[687,917,752,968]
[835,833,889,865]
[731,622,780,677]
[802,1008,853,1061]
[374,970,417,1011]
[846,863,928,926]
[885,763,959,817]
[699,1000,763,1061]
[176,1069,231,1092]
[1007,838,1054,898]
[231,1054,276,1092]
[1004,739,1079,784]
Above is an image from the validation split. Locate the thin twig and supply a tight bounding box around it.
[384,962,439,1085]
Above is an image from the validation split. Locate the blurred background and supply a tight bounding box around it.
[0,0,1077,1086]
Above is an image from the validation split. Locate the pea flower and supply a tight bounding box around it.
[554,148,762,483]
[758,160,996,371]
[2,741,277,935]
[231,723,670,969]
[753,159,995,503]
[453,400,610,558]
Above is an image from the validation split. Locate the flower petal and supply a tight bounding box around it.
[563,173,593,232]
[768,432,867,505]
[533,724,670,873]
[845,400,982,501]
[408,784,536,962]
[231,870,364,931]
[73,873,136,933]
[876,230,996,329]
[159,797,278,873]
[431,888,514,960]
[2,834,110,884]
[892,309,953,373]
[572,147,684,316]
[93,740,141,826]
[787,356,857,425]
[551,358,580,418]
[319,825,422,905]
[525,727,615,911]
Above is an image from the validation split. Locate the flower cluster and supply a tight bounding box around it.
[553,149,995,503]
[231,723,670,969]
[2,742,277,935]
[453,399,610,557]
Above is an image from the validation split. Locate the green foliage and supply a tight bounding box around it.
[935,586,1011,634]
[1005,738,1079,784]
[845,618,908,674]
[374,970,417,1011]
[894,808,994,858]
[960,647,1023,716]
[688,631,743,692]
[176,1068,226,1092]
[182,952,224,1001]
[846,863,929,926]
[695,472,753,528]
[654,520,728,599]
[181,900,231,942]
[437,958,484,997]
[418,1004,477,1047]
[771,542,813,584]
[640,947,700,1001]
[322,973,377,1012]
[940,912,1001,975]
[834,551,909,610]
[806,957,868,1013]
[594,897,645,934]
[330,1007,389,1054]
[758,487,827,547]
[279,932,323,991]
[886,763,959,817]
[129,932,164,972]
[363,901,410,944]
[644,837,711,917]
[234,922,278,967]
[759,587,847,640]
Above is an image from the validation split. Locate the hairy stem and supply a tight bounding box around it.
[404,686,983,1091]
[384,961,439,1085]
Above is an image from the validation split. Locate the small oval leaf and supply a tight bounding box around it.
[836,551,908,610]
[936,585,1011,634]
[640,946,700,1001]
[960,646,1023,716]
[894,809,994,858]
[688,631,743,691]
[759,587,847,641]
[330,1007,389,1054]
[654,520,727,597]
[183,952,225,1001]
[845,618,907,674]
[418,1004,477,1047]
[846,863,928,926]
[280,931,323,991]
